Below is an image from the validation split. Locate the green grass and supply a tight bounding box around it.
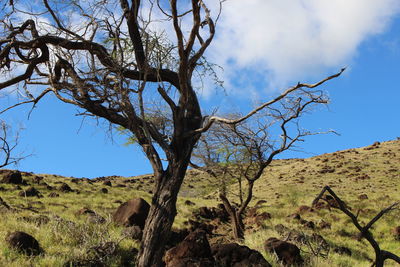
[1,139,399,266]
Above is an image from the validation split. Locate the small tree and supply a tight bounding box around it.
[193,88,336,240]
[0,0,343,265]
[0,120,24,168]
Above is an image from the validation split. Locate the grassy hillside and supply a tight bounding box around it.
[0,139,399,266]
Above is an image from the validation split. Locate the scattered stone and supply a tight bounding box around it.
[333,246,352,256]
[212,243,271,267]
[59,183,73,192]
[18,187,41,197]
[358,194,368,200]
[184,200,195,206]
[112,198,150,229]
[70,178,80,183]
[297,205,313,213]
[76,208,95,216]
[87,213,106,224]
[319,220,331,229]
[103,180,112,186]
[303,220,315,229]
[264,237,303,266]
[122,225,143,240]
[1,170,24,184]
[100,188,108,194]
[163,230,215,267]
[5,231,42,256]
[165,229,190,250]
[287,213,301,220]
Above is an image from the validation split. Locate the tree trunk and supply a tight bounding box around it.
[136,164,188,267]
[231,211,245,240]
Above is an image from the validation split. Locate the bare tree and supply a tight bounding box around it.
[193,88,336,240]
[312,186,400,267]
[0,120,24,168]
[0,0,343,265]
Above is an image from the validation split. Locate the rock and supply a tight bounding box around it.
[165,229,190,250]
[59,183,73,192]
[287,213,301,220]
[264,238,303,266]
[303,220,315,229]
[100,188,108,194]
[358,194,368,200]
[5,231,42,256]
[297,205,313,213]
[164,230,214,267]
[19,187,41,197]
[103,180,112,186]
[184,200,195,206]
[318,220,331,229]
[76,208,96,216]
[392,226,400,240]
[87,213,106,224]
[48,192,59,198]
[32,176,44,184]
[112,198,150,229]
[194,205,229,222]
[212,243,271,267]
[333,246,352,256]
[122,225,143,240]
[1,170,24,184]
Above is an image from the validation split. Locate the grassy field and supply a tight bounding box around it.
[0,139,399,266]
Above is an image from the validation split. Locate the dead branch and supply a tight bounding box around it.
[312,186,400,267]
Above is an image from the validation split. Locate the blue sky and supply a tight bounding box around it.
[1,1,400,178]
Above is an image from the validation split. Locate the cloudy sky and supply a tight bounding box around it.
[2,0,400,178]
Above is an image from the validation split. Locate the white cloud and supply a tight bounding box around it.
[206,0,400,92]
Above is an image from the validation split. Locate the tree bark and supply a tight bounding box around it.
[136,160,190,267]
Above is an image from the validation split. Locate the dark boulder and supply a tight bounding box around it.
[122,225,143,240]
[333,246,352,256]
[264,237,303,266]
[163,230,214,267]
[59,183,73,192]
[1,170,24,184]
[32,176,44,184]
[19,187,41,197]
[5,231,42,256]
[112,198,150,229]
[184,200,195,206]
[165,228,190,250]
[100,188,108,194]
[212,243,271,267]
[103,180,112,186]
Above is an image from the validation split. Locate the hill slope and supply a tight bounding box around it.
[0,139,399,266]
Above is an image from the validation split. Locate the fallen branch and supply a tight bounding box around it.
[312,186,400,267]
